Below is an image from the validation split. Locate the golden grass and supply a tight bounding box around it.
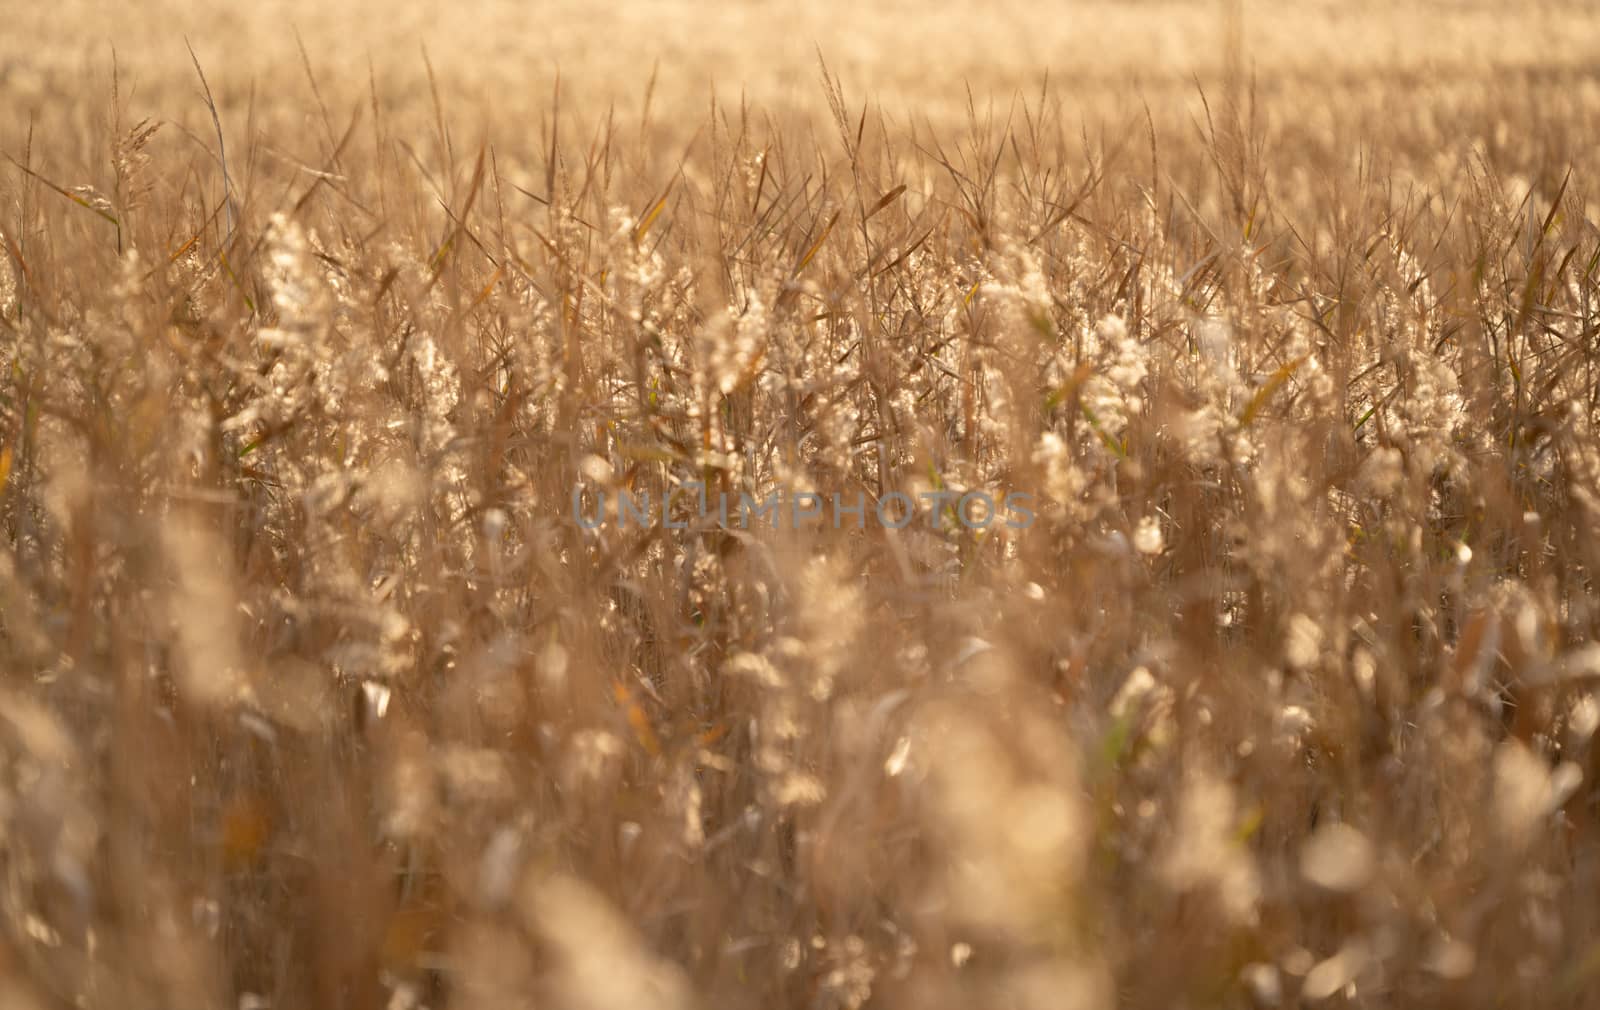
[3,3,1600,1008]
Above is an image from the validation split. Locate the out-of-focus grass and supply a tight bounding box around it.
[3,4,1600,1009]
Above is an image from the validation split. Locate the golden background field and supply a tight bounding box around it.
[3,3,1600,1009]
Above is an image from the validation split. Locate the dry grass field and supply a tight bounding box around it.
[5,1,1600,1007]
